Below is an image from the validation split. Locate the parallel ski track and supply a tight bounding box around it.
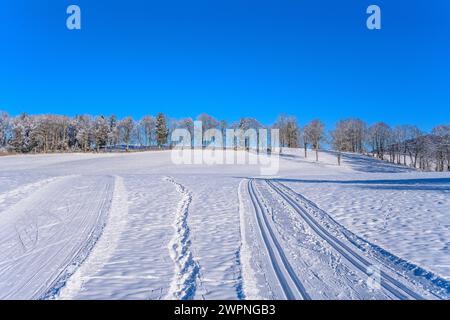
[266,179,425,300]
[247,179,310,300]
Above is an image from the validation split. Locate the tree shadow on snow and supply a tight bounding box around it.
[273,177,450,193]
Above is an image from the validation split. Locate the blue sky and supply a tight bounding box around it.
[0,0,449,130]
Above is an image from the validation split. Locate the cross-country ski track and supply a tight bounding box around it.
[239,178,449,300]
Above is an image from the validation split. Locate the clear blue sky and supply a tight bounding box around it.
[0,0,449,131]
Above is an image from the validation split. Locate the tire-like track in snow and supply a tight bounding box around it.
[56,176,129,300]
[247,179,310,300]
[266,180,425,300]
[0,175,114,300]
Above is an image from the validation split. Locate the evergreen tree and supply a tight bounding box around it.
[155,113,168,148]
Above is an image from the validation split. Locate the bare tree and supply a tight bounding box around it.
[300,126,309,158]
[197,113,219,147]
[432,125,450,171]
[305,119,325,161]
[239,117,263,150]
[274,114,288,149]
[404,126,423,168]
[367,122,391,160]
[331,121,349,165]
[177,118,194,147]
[274,114,299,150]
[118,117,134,152]
[140,115,156,148]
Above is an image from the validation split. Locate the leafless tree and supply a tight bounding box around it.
[331,121,349,165]
[274,114,299,150]
[305,119,325,161]
[118,117,134,152]
[367,122,391,160]
[140,115,156,148]
[432,125,450,171]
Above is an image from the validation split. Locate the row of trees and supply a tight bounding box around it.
[330,120,450,171]
[0,111,448,171]
[0,112,170,153]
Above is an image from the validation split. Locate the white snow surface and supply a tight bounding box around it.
[0,149,448,300]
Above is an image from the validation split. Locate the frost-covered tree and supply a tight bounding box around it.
[331,121,349,165]
[93,116,110,152]
[10,113,35,153]
[155,113,168,148]
[285,118,299,148]
[404,126,423,168]
[300,126,310,158]
[107,115,119,149]
[274,114,288,149]
[0,112,10,148]
[219,120,227,146]
[329,119,366,160]
[367,122,391,160]
[432,125,450,171]
[304,119,325,161]
[140,115,156,148]
[238,117,263,150]
[274,114,299,150]
[176,118,194,147]
[118,117,134,152]
[196,113,219,147]
[197,113,218,131]
[72,115,94,152]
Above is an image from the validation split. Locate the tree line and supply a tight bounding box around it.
[0,111,448,171]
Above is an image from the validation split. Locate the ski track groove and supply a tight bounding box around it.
[55,176,128,300]
[266,179,428,300]
[39,178,114,299]
[247,179,310,300]
[164,177,200,300]
[0,176,95,299]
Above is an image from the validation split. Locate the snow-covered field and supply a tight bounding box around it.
[0,149,448,300]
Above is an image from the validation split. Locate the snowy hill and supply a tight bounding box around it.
[0,149,448,300]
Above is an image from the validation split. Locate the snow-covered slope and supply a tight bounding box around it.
[0,150,448,299]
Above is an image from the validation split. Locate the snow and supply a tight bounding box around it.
[58,176,129,300]
[0,149,448,299]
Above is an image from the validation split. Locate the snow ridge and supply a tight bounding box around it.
[237,179,260,299]
[56,176,129,300]
[165,177,200,300]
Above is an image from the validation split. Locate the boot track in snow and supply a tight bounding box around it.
[165,177,200,300]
